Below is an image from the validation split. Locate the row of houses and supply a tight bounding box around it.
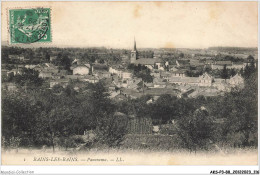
[158,72,244,91]
[177,59,249,70]
[113,72,244,101]
[70,59,132,79]
[132,56,250,73]
[109,66,132,80]
[131,54,248,73]
[120,70,243,91]
[168,72,243,88]
[8,54,29,62]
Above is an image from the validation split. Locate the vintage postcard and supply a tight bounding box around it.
[1,1,258,170]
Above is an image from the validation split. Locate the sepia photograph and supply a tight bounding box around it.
[0,0,258,170]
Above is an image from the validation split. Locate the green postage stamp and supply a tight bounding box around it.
[9,8,51,44]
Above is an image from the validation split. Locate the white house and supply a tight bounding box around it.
[121,72,132,80]
[229,74,244,88]
[73,65,90,75]
[232,63,244,70]
[83,75,99,83]
[171,70,186,77]
[25,65,37,69]
[109,67,119,74]
[211,61,233,70]
[39,71,53,79]
[198,73,213,87]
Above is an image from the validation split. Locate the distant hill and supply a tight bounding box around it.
[1,40,109,50]
[1,40,53,48]
[208,47,257,52]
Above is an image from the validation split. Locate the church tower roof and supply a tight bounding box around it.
[130,37,137,63]
[134,37,136,51]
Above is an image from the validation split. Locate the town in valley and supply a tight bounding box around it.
[1,40,258,153]
[2,40,256,98]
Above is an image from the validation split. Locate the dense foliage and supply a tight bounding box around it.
[128,64,153,83]
[2,81,126,150]
[2,67,257,151]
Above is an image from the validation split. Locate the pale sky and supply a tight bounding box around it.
[1,1,258,49]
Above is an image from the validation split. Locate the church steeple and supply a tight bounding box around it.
[130,38,137,64]
[134,37,136,51]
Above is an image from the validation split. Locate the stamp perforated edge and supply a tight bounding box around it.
[6,6,53,45]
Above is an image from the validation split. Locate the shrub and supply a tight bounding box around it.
[95,114,128,147]
[176,107,214,152]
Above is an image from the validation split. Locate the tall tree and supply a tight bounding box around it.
[229,68,236,77]
[176,107,214,152]
[221,64,229,79]
[13,68,43,88]
[53,53,71,71]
